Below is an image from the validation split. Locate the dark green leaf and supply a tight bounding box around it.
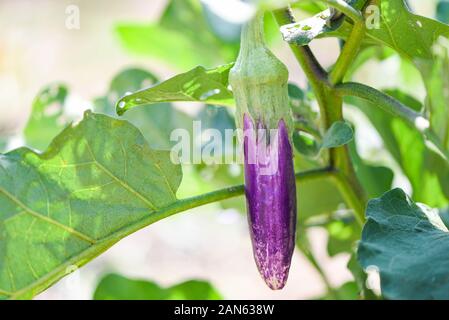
[439,206,449,229]
[0,112,183,299]
[116,64,235,116]
[94,274,222,300]
[321,121,354,149]
[358,188,449,299]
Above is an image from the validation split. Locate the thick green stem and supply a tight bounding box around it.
[322,89,367,226]
[273,8,329,89]
[335,82,449,161]
[274,8,367,225]
[320,0,364,23]
[335,82,425,127]
[330,21,366,84]
[177,167,333,212]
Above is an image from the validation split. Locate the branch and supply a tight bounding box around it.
[273,8,368,226]
[335,82,428,133]
[336,82,449,162]
[272,7,328,90]
[330,21,366,84]
[175,167,334,213]
[320,0,364,23]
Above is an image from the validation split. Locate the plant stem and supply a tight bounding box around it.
[177,167,334,213]
[322,89,367,226]
[335,82,449,161]
[273,8,329,89]
[330,21,366,84]
[335,82,425,127]
[273,7,367,226]
[320,0,364,23]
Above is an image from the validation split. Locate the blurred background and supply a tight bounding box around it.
[0,0,442,299]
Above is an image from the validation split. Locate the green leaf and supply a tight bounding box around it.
[280,9,344,46]
[348,140,393,199]
[293,131,320,157]
[94,68,193,150]
[363,0,449,146]
[116,64,235,116]
[321,121,354,149]
[347,90,449,208]
[0,111,183,299]
[358,188,449,300]
[94,274,222,300]
[23,84,69,151]
[116,0,239,70]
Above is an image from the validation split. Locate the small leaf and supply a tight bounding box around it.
[280,9,344,46]
[321,121,354,149]
[116,64,235,115]
[358,188,449,299]
[94,274,222,300]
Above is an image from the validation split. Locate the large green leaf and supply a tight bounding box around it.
[321,121,354,149]
[116,64,235,115]
[0,112,183,299]
[94,274,222,300]
[358,188,449,300]
[23,84,69,151]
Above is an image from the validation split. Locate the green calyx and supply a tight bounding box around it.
[229,12,293,136]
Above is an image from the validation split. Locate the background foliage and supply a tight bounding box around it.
[1,0,449,300]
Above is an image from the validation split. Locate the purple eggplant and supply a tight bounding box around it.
[243,114,297,290]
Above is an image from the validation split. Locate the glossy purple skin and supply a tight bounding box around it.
[243,114,297,290]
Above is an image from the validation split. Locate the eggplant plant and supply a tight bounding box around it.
[1,0,449,300]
